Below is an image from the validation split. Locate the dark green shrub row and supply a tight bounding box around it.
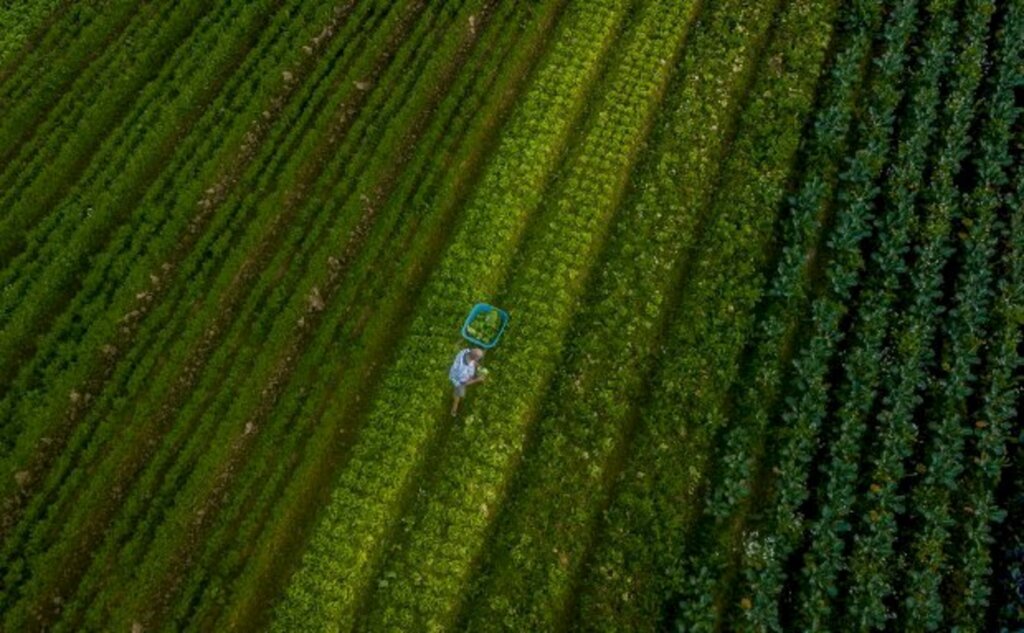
[841,0,994,626]
[0,2,88,83]
[669,0,885,628]
[899,3,1020,626]
[792,0,959,628]
[2,2,447,627]
[947,136,1023,630]
[724,0,921,628]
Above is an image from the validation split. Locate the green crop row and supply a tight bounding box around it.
[0,0,198,316]
[212,5,570,630]
[154,8,559,628]
[0,0,62,67]
[725,0,920,628]
[564,0,841,630]
[0,3,404,626]
[669,0,884,628]
[457,0,793,628]
[4,0,428,614]
[0,2,79,82]
[0,2,375,567]
[75,3,498,630]
[899,4,1018,626]
[0,6,90,89]
[0,1,211,266]
[358,0,702,629]
[0,0,383,513]
[271,0,638,628]
[792,0,958,628]
[947,141,1023,630]
[0,0,180,197]
[0,0,140,169]
[0,0,356,359]
[0,0,362,565]
[841,0,994,627]
[0,0,279,330]
[0,0,273,394]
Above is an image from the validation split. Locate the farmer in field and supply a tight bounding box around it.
[449,347,486,416]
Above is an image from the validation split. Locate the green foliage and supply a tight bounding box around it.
[672,0,886,628]
[793,0,959,628]
[841,1,996,627]
[0,0,1016,630]
[466,308,503,345]
[0,0,62,67]
[727,0,922,628]
[273,1,639,628]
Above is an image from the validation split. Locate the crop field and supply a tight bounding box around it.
[0,0,1022,631]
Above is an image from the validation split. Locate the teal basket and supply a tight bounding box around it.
[461,303,509,349]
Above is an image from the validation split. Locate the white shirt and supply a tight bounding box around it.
[449,349,477,386]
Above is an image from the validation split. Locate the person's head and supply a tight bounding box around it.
[469,348,485,362]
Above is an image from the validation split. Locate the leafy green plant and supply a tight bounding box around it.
[792,1,959,627]
[842,1,995,626]
[466,309,503,345]
[723,0,922,628]
[670,0,887,628]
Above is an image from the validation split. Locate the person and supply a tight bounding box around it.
[449,347,486,416]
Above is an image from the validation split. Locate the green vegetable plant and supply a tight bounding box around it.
[789,1,959,627]
[948,137,1023,630]
[669,0,886,628]
[361,1,703,629]
[898,5,1020,625]
[723,0,922,628]
[842,1,995,626]
[0,2,417,628]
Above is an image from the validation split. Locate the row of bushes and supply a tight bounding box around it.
[729,0,922,627]
[0,0,283,338]
[839,0,995,626]
[0,0,381,516]
[670,0,884,627]
[949,138,1023,629]
[899,1,1019,625]
[0,0,376,498]
[792,0,959,628]
[39,3,464,626]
